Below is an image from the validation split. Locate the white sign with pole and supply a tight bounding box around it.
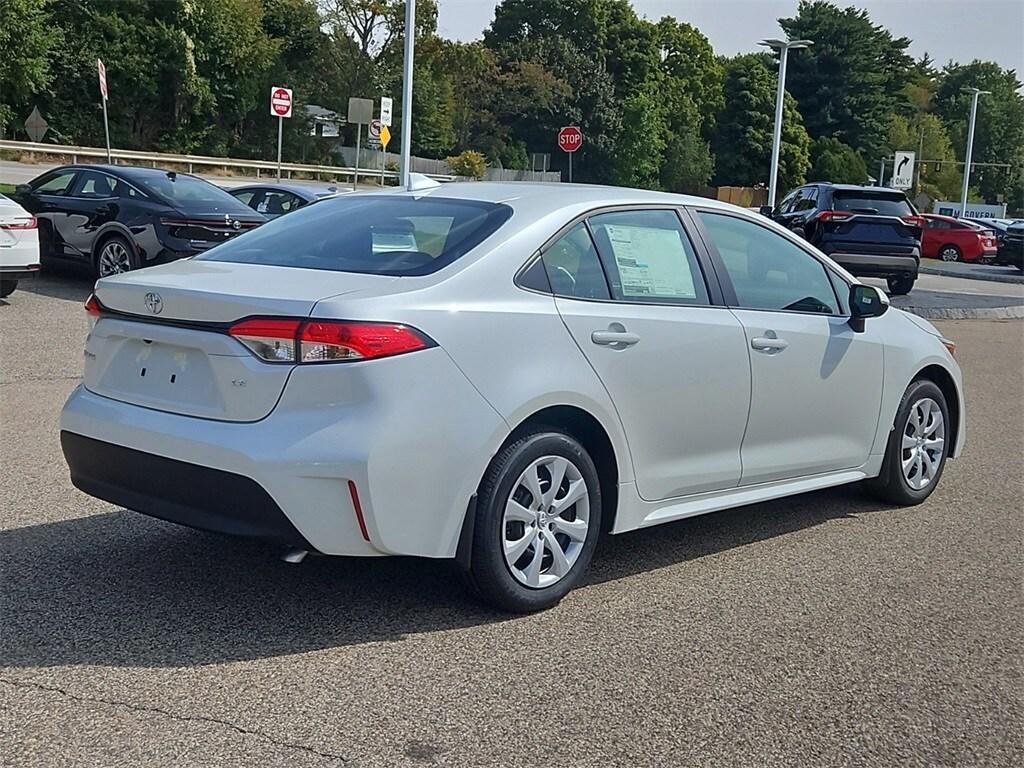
[892,151,915,189]
[97,59,111,163]
[270,87,293,182]
[380,97,393,127]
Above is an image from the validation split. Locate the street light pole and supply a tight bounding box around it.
[959,87,990,217]
[399,0,415,190]
[759,37,812,209]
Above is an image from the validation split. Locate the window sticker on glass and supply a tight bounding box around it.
[603,224,697,299]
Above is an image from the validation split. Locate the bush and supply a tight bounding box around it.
[446,150,487,180]
[810,137,869,185]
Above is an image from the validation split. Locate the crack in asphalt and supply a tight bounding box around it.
[0,677,350,764]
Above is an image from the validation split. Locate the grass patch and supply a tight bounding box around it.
[0,183,16,194]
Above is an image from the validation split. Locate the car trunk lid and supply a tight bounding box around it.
[85,261,400,421]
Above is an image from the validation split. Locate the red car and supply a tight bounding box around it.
[921,214,998,263]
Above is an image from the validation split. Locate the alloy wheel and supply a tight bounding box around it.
[901,397,945,490]
[502,455,590,589]
[940,247,960,262]
[98,241,132,276]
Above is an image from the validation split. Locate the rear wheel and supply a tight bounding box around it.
[0,280,17,298]
[461,430,602,613]
[94,234,139,278]
[939,244,961,262]
[865,379,949,505]
[886,275,915,295]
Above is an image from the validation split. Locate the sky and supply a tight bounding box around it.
[436,0,1024,74]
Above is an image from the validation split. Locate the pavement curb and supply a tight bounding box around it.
[919,264,1024,285]
[901,305,1024,320]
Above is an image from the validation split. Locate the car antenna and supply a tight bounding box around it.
[166,171,177,181]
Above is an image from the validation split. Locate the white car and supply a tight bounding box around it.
[60,183,965,612]
[0,192,41,297]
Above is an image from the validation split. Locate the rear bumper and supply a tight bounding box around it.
[0,264,40,281]
[62,431,313,547]
[826,252,918,278]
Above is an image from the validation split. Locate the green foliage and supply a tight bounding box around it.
[446,149,486,179]
[711,53,810,193]
[779,0,913,163]
[810,137,868,184]
[0,0,62,135]
[886,113,961,199]
[934,60,1024,204]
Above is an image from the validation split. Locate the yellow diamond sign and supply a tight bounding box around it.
[379,125,391,150]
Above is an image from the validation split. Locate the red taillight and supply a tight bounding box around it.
[817,210,853,222]
[84,294,103,317]
[228,318,302,363]
[227,318,432,364]
[299,321,429,363]
[0,217,37,230]
[901,215,925,227]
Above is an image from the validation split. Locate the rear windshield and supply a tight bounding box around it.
[128,170,254,215]
[197,195,513,275]
[834,191,915,217]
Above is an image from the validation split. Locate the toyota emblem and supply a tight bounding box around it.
[232,219,241,230]
[144,292,163,314]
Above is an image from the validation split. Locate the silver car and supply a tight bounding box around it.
[61,183,965,612]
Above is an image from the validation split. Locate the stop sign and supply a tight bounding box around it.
[558,126,583,153]
[270,87,293,118]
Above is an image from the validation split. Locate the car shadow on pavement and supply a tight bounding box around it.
[1,486,890,669]
[11,267,93,304]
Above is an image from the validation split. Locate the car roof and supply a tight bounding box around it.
[811,183,908,194]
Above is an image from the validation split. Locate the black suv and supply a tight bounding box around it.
[994,222,1024,271]
[764,183,923,295]
[12,165,266,278]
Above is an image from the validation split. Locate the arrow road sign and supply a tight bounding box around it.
[380,97,393,127]
[892,151,915,189]
[368,119,382,143]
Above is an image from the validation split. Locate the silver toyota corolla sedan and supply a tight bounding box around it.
[60,182,965,612]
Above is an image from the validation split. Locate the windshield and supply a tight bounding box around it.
[197,195,513,275]
[834,191,914,217]
[128,170,255,215]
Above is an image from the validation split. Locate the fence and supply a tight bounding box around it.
[334,145,561,183]
[0,139,455,184]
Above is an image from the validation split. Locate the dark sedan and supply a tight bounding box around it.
[226,183,344,219]
[995,222,1024,271]
[12,165,266,277]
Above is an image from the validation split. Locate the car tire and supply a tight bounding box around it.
[864,379,950,506]
[94,234,140,279]
[461,429,602,613]
[886,275,915,295]
[0,280,17,298]
[939,244,961,262]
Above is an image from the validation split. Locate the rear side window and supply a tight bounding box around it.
[198,195,513,276]
[588,210,709,304]
[833,191,914,217]
[541,223,610,299]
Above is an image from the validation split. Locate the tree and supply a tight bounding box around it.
[810,137,868,184]
[711,53,811,193]
[934,60,1024,204]
[779,0,912,164]
[886,113,960,200]
[0,0,62,137]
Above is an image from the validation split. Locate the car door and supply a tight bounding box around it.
[922,217,949,259]
[61,170,121,260]
[545,209,751,501]
[691,208,885,486]
[18,169,79,260]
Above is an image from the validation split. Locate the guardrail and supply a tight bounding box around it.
[0,140,456,184]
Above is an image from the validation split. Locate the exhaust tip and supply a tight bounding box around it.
[280,547,308,564]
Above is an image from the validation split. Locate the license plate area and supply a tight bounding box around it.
[99,339,223,410]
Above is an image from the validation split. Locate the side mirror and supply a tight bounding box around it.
[849,284,889,332]
[758,205,774,217]
[14,184,32,196]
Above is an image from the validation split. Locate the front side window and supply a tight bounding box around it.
[33,170,77,195]
[198,195,513,276]
[588,210,708,304]
[541,223,610,299]
[696,211,839,315]
[794,187,818,211]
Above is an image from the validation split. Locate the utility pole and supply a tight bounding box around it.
[399,0,415,190]
[959,87,990,217]
[759,37,813,209]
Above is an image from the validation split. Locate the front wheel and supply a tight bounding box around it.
[865,379,950,505]
[887,275,915,295]
[461,430,602,613]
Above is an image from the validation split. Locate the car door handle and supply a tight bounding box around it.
[751,336,789,352]
[591,330,640,347]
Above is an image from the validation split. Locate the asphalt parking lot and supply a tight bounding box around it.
[1,272,1022,767]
